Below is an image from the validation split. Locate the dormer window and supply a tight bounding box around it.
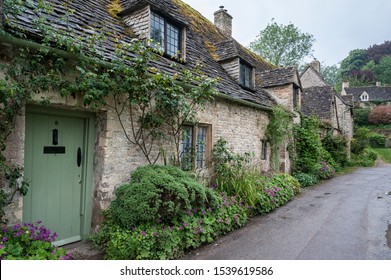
[361,92,369,101]
[150,11,181,58]
[240,61,253,89]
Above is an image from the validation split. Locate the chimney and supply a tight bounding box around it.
[310,58,321,73]
[214,6,233,37]
[341,81,350,95]
[376,81,381,87]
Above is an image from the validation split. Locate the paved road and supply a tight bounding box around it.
[184,166,391,260]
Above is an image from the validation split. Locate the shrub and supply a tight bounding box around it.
[110,165,218,227]
[351,127,371,154]
[349,148,378,167]
[322,133,349,168]
[313,161,335,180]
[0,221,70,260]
[368,132,386,148]
[353,108,371,126]
[92,192,247,260]
[368,105,391,125]
[256,173,301,214]
[293,172,319,187]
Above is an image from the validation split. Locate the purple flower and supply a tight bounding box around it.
[2,237,8,243]
[141,231,146,237]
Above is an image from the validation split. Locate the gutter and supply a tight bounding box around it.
[0,33,273,112]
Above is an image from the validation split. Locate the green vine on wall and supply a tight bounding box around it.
[265,105,292,171]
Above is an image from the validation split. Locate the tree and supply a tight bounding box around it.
[375,56,391,84]
[339,49,368,78]
[249,19,315,67]
[320,64,340,86]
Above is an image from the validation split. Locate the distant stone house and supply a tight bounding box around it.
[342,82,391,108]
[301,60,354,143]
[0,0,301,245]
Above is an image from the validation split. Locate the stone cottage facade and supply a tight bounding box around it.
[301,60,354,143]
[0,0,301,245]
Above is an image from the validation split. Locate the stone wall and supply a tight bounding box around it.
[266,84,294,110]
[301,67,328,88]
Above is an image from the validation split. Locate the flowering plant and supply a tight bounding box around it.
[0,221,71,260]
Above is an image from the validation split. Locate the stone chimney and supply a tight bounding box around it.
[214,6,233,37]
[310,58,321,73]
[341,81,350,95]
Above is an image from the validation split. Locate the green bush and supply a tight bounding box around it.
[368,133,386,148]
[313,161,335,180]
[92,192,247,260]
[110,165,218,227]
[353,108,370,126]
[322,134,349,168]
[256,173,301,214]
[351,127,371,154]
[293,172,319,187]
[349,148,378,167]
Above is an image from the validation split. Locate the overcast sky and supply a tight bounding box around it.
[181,0,391,67]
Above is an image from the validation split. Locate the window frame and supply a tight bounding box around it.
[181,124,211,170]
[150,11,182,59]
[261,140,268,161]
[361,92,369,101]
[239,60,254,90]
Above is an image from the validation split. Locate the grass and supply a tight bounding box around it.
[374,148,391,163]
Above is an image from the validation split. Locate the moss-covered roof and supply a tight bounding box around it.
[1,0,278,108]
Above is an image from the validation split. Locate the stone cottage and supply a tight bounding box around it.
[342,81,391,107]
[301,59,354,143]
[0,0,301,245]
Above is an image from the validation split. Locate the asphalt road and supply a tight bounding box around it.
[184,166,391,260]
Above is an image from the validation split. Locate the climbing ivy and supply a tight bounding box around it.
[265,105,292,171]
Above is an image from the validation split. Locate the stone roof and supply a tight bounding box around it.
[301,86,334,119]
[345,86,391,102]
[1,0,278,108]
[258,67,301,88]
[339,94,354,107]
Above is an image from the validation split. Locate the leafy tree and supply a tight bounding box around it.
[339,49,367,78]
[249,19,315,67]
[375,56,391,84]
[320,64,340,86]
[366,41,391,63]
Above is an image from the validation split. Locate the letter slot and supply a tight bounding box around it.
[77,148,82,167]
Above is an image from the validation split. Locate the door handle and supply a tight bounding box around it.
[77,148,82,167]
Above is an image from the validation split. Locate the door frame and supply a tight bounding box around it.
[24,105,95,244]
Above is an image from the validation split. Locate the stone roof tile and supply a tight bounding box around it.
[301,86,334,119]
[345,86,391,102]
[2,0,278,108]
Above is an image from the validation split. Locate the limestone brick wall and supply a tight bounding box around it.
[198,98,271,173]
[123,5,150,40]
[301,68,328,88]
[267,85,293,110]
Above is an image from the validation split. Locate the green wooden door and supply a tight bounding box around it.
[24,112,87,246]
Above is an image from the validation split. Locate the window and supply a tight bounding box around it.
[181,125,210,170]
[361,92,369,101]
[150,12,181,57]
[240,62,253,89]
[261,140,267,160]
